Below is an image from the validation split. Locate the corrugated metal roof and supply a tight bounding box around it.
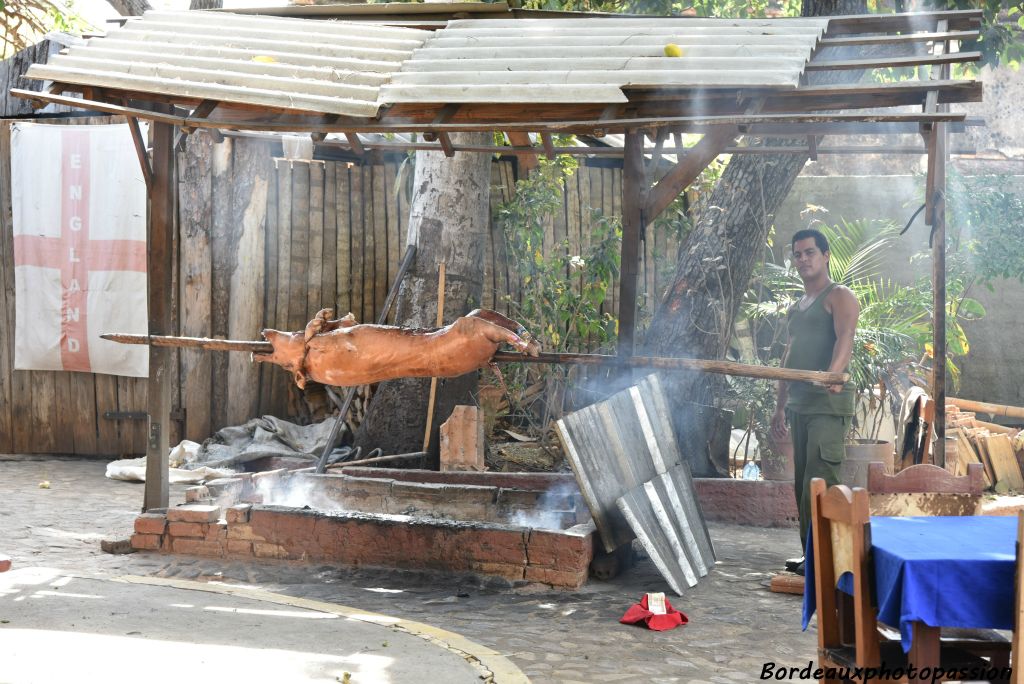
[26,12,829,115]
[381,17,829,104]
[25,10,428,118]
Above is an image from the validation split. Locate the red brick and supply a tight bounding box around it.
[526,529,594,568]
[253,542,289,559]
[172,538,223,557]
[166,504,221,523]
[225,540,253,556]
[167,522,208,538]
[134,513,167,535]
[205,477,244,502]
[205,523,227,542]
[225,504,252,524]
[0,555,12,572]
[130,534,162,551]
[524,565,588,589]
[185,485,210,503]
[226,524,263,542]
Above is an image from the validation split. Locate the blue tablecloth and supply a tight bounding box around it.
[802,516,1017,652]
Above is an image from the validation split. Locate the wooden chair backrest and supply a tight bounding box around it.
[866,463,983,517]
[810,478,880,667]
[1012,511,1024,684]
[867,462,984,494]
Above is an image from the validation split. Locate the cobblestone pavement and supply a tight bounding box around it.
[1,457,817,683]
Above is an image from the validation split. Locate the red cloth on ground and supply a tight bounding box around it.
[619,594,688,631]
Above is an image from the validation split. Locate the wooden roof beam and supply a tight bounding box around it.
[823,9,981,35]
[8,88,970,135]
[806,50,980,72]
[819,29,978,48]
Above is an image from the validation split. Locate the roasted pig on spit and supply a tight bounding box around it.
[252,308,540,388]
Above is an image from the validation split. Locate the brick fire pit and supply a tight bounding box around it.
[131,467,598,589]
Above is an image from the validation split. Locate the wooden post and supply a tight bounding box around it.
[618,131,644,359]
[422,262,446,452]
[144,120,175,511]
[929,120,947,445]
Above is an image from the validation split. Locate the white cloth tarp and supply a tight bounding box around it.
[11,122,149,377]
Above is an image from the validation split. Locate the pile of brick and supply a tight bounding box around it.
[131,502,595,588]
[129,468,599,589]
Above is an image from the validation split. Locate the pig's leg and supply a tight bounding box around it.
[467,309,540,357]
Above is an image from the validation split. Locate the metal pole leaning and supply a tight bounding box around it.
[314,244,417,474]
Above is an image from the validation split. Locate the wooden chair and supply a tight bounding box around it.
[809,478,993,682]
[866,462,984,517]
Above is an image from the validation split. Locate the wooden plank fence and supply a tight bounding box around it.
[0,123,681,456]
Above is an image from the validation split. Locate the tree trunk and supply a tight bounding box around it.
[189,0,223,9]
[354,134,493,455]
[106,0,151,16]
[641,0,868,474]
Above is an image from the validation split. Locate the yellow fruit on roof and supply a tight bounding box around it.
[664,43,684,58]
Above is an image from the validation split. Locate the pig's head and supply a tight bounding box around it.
[252,329,308,388]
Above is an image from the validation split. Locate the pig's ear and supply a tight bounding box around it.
[293,370,307,389]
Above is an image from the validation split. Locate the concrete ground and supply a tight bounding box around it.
[1,456,818,683]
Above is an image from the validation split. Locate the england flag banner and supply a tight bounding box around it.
[11,122,149,377]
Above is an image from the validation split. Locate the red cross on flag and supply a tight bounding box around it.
[11,123,148,377]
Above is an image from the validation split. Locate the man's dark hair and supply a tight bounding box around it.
[791,229,829,254]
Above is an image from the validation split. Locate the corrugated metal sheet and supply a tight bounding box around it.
[617,464,716,594]
[381,17,829,104]
[25,10,428,118]
[25,12,828,115]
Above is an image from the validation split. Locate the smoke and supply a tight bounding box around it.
[507,482,580,531]
[254,473,344,513]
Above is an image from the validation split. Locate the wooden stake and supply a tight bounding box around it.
[423,262,446,452]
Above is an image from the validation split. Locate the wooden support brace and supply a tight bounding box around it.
[345,132,365,155]
[644,128,669,188]
[506,132,538,175]
[432,104,460,157]
[125,113,153,192]
[173,99,218,152]
[540,132,556,160]
[644,125,737,220]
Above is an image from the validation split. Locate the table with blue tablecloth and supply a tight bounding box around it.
[803,515,1016,653]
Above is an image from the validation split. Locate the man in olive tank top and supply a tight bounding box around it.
[770,229,859,575]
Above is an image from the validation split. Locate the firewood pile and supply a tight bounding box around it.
[946,405,1024,493]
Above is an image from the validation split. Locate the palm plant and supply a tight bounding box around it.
[738,217,983,442]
